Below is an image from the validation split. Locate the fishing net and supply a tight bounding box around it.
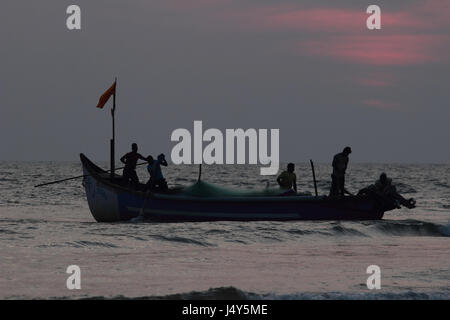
[179,180,286,198]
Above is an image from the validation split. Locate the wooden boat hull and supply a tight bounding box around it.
[80,154,387,222]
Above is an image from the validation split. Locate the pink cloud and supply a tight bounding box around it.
[161,1,450,67]
[263,8,430,32]
[297,35,448,65]
[264,8,364,32]
[231,1,450,66]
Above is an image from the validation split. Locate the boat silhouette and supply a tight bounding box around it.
[80,153,405,222]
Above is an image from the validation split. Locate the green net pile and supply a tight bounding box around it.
[179,180,285,198]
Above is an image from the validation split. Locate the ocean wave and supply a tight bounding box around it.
[438,223,450,237]
[434,182,450,189]
[0,229,20,235]
[37,240,119,248]
[394,183,417,194]
[70,286,450,300]
[331,225,368,237]
[286,229,326,236]
[285,220,450,239]
[371,220,450,237]
[149,234,215,247]
[71,240,119,248]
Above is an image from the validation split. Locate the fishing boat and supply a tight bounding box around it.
[80,153,409,223]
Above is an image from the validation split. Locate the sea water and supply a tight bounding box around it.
[0,162,449,299]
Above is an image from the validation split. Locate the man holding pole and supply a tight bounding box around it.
[120,143,146,188]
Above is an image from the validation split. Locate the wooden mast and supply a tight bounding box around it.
[110,77,117,179]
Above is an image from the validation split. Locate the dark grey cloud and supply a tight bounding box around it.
[0,0,448,163]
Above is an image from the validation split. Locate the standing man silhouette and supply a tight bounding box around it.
[330,146,352,197]
[120,143,146,188]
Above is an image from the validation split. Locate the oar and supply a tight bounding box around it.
[34,162,148,188]
[310,159,318,197]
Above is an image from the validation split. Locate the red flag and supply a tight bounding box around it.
[96,81,116,109]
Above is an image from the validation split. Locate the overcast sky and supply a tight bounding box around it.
[0,0,449,163]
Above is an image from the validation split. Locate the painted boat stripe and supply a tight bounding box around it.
[127,207,299,218]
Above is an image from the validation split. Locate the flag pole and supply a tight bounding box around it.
[110,77,117,179]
